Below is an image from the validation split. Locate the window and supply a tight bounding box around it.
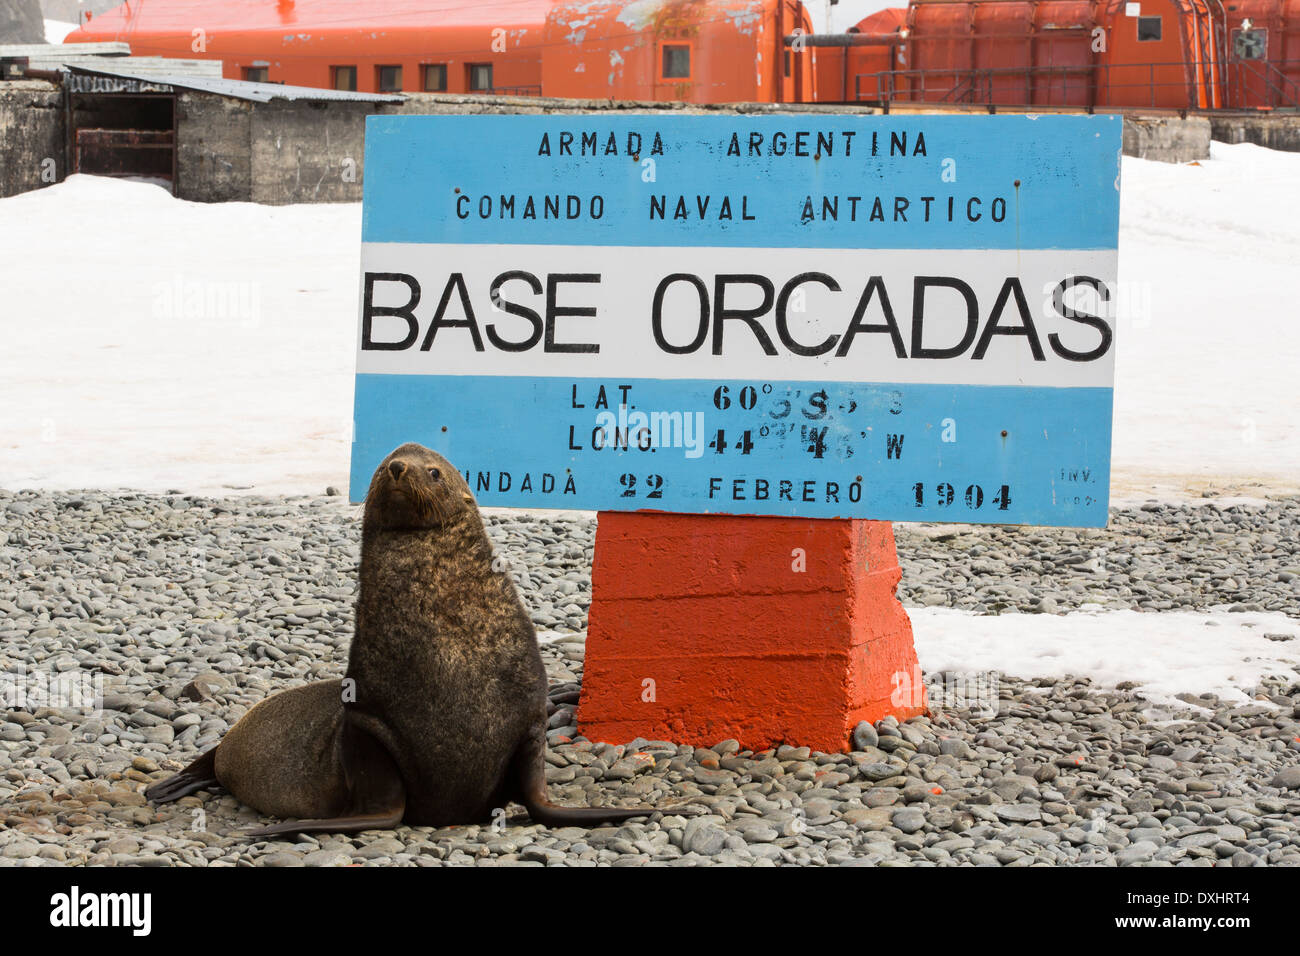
[468,63,493,92]
[422,63,447,92]
[376,65,403,92]
[332,66,357,91]
[1233,28,1267,60]
[243,66,268,83]
[1137,16,1162,41]
[784,50,792,78]
[662,44,690,79]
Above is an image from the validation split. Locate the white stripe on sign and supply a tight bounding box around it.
[356,243,1117,388]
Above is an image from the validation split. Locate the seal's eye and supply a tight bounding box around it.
[428,467,441,480]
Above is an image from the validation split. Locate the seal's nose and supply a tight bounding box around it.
[389,460,406,480]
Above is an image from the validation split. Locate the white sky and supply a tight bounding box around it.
[808,0,902,33]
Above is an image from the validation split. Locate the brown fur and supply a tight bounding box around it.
[146,442,657,834]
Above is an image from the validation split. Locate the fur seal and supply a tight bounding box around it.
[147,442,658,835]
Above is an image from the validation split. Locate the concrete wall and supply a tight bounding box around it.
[1211,115,1300,153]
[248,99,375,204]
[176,91,252,203]
[2,83,1221,203]
[0,81,63,197]
[1122,115,1212,164]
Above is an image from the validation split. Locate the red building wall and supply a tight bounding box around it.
[69,0,554,94]
[1221,0,1300,107]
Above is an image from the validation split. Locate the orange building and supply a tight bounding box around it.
[541,0,813,102]
[69,0,555,94]
[68,0,813,101]
[878,0,1221,110]
[67,0,1300,108]
[898,0,1100,107]
[826,0,1298,111]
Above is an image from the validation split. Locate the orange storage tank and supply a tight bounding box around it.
[1029,0,1102,106]
[541,0,814,102]
[1220,0,1300,107]
[67,0,553,95]
[902,0,1098,107]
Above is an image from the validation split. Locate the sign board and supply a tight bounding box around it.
[351,114,1121,526]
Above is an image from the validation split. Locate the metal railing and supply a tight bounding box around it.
[482,84,542,97]
[855,59,1300,111]
[1234,58,1300,110]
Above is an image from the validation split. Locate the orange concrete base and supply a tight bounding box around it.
[578,512,927,753]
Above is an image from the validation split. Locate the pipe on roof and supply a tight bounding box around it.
[18,67,64,82]
[782,33,904,47]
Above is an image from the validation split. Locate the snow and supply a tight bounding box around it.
[1112,142,1300,503]
[912,606,1300,712]
[2,144,1297,500]
[0,176,359,495]
[43,20,78,44]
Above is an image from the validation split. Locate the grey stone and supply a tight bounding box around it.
[852,721,878,750]
[892,807,926,834]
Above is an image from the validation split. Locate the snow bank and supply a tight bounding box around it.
[0,176,359,495]
[1113,142,1300,501]
[912,605,1300,711]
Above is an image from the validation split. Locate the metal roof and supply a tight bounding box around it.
[62,62,406,104]
[0,42,132,58]
[21,55,223,77]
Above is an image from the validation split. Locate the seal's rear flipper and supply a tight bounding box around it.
[241,807,405,839]
[145,748,219,804]
[523,800,658,827]
[512,730,659,828]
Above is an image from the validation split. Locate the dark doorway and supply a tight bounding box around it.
[69,92,176,193]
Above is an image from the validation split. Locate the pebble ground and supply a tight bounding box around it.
[1,490,1298,866]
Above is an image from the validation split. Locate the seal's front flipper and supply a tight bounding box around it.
[145,748,220,804]
[512,730,659,827]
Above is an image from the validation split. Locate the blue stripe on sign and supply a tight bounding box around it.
[350,375,1113,527]
[361,114,1121,251]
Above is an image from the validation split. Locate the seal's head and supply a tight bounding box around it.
[364,442,475,532]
